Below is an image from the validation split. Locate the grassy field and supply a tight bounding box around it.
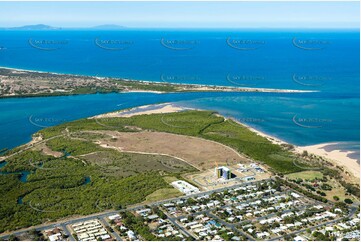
[285,171,324,180]
[145,188,182,202]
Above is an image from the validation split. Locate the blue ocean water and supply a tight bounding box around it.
[0,29,359,158]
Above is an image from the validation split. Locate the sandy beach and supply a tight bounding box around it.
[232,116,360,180]
[92,103,188,118]
[295,143,360,179]
[231,117,360,180]
[216,116,360,182]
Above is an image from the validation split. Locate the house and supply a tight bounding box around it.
[281,212,294,218]
[334,208,343,214]
[136,208,151,215]
[108,214,121,220]
[291,192,301,198]
[163,203,175,207]
[48,233,62,241]
[294,235,307,241]
[127,230,137,240]
[147,214,159,220]
[256,232,270,239]
[179,218,188,223]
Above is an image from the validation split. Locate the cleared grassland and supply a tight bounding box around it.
[97,131,245,170]
[145,188,182,202]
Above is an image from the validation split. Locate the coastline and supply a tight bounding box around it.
[0,66,318,97]
[91,103,190,118]
[1,66,359,181]
[229,118,360,181]
[295,143,360,179]
[92,103,360,181]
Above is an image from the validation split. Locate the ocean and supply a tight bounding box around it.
[0,29,359,158]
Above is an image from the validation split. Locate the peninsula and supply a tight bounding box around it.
[0,67,315,98]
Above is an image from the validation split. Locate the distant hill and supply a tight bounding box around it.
[91,24,125,30]
[1,24,61,30]
[0,24,126,30]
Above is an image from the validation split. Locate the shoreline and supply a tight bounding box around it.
[93,103,360,181]
[91,103,191,118]
[0,66,318,96]
[295,143,360,179]
[230,117,360,180]
[1,66,358,181]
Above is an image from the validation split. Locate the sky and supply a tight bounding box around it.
[0,1,359,29]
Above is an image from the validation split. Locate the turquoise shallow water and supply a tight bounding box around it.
[0,92,359,160]
[0,29,359,159]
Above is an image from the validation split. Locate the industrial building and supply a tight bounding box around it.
[215,166,231,180]
[171,180,200,195]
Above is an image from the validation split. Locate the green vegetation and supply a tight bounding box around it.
[2,150,56,172]
[145,188,182,202]
[285,171,323,181]
[81,150,195,178]
[0,142,193,232]
[46,137,105,156]
[39,111,306,174]
[120,211,183,241]
[1,110,345,233]
[121,211,159,241]
[276,177,328,203]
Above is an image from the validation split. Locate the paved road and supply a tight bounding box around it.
[98,217,123,241]
[206,211,254,241]
[166,214,196,239]
[59,224,75,241]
